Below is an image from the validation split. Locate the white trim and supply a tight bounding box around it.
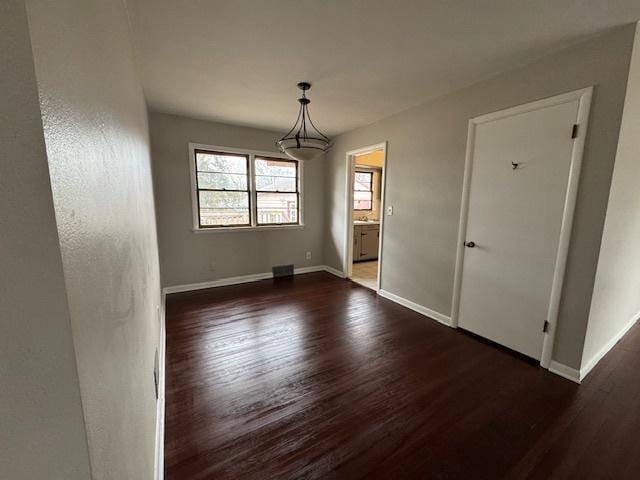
[153,297,166,480]
[188,143,200,231]
[450,121,476,329]
[450,87,593,370]
[164,272,272,294]
[297,157,305,227]
[472,89,591,125]
[580,311,640,381]
[343,142,388,291]
[192,225,304,234]
[549,360,581,384]
[163,265,333,294]
[376,147,388,291]
[378,289,452,327]
[294,265,327,275]
[189,142,292,160]
[323,265,347,278]
[188,142,304,231]
[540,87,593,368]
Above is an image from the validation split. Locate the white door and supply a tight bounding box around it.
[458,96,582,360]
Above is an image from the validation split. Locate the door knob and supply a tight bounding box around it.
[464,241,476,248]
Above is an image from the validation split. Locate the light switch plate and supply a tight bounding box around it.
[387,206,393,215]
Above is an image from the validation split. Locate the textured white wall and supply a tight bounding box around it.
[324,26,635,370]
[583,23,640,369]
[26,0,162,478]
[0,1,91,478]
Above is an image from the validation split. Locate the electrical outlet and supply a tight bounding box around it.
[306,251,312,260]
[387,206,394,216]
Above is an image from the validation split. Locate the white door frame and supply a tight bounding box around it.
[343,142,388,291]
[450,87,592,369]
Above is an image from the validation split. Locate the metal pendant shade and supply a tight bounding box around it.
[277,82,330,161]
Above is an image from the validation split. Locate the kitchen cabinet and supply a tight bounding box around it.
[353,223,379,261]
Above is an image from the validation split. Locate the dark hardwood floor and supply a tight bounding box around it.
[165,272,640,479]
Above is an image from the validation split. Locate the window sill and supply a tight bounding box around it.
[193,224,305,234]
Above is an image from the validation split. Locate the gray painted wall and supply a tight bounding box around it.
[324,25,636,370]
[149,112,325,288]
[0,1,91,478]
[582,23,640,368]
[26,0,162,478]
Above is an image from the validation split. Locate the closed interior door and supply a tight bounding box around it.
[458,98,580,360]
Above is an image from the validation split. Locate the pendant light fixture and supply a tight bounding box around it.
[277,82,330,161]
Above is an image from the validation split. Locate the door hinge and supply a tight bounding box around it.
[543,320,550,333]
[571,124,579,139]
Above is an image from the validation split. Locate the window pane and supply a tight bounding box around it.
[197,172,248,190]
[255,175,296,192]
[198,191,249,226]
[196,152,247,174]
[354,200,372,210]
[255,157,296,177]
[256,192,298,225]
[354,191,372,201]
[354,172,372,191]
[354,191,372,210]
[255,157,297,193]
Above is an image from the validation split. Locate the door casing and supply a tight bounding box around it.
[344,142,388,291]
[451,87,593,369]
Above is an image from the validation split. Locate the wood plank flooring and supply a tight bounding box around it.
[165,272,640,479]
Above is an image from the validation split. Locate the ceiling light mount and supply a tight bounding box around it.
[297,81,311,92]
[277,82,330,161]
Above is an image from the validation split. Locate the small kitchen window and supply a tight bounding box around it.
[353,171,373,211]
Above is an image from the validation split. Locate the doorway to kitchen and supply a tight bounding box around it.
[344,143,387,291]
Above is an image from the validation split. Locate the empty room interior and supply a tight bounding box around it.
[5,1,640,479]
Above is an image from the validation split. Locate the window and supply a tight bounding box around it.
[354,171,373,210]
[255,157,299,225]
[191,146,301,229]
[194,150,250,227]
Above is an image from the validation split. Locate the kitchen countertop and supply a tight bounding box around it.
[354,220,380,225]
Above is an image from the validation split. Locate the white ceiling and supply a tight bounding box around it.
[126,0,640,136]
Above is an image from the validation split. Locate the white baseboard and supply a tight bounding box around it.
[323,265,346,278]
[163,272,272,294]
[163,265,340,294]
[154,295,166,480]
[378,289,452,327]
[294,265,326,275]
[579,310,640,381]
[548,360,581,384]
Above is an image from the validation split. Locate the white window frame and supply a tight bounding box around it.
[189,143,304,232]
[353,169,374,211]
